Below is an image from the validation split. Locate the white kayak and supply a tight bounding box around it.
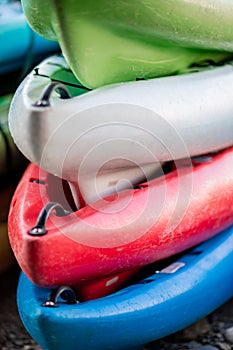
[9,55,233,206]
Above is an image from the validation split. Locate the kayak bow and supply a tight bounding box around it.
[17,227,233,350]
[9,55,233,205]
[21,0,233,87]
[8,147,233,295]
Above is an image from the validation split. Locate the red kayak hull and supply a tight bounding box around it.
[8,147,233,292]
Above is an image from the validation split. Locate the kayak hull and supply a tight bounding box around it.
[8,56,233,203]
[9,55,233,167]
[21,0,233,87]
[0,1,59,75]
[8,147,233,293]
[17,227,233,350]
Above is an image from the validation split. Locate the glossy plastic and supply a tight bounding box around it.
[8,147,233,294]
[21,0,233,87]
[9,56,233,205]
[17,227,233,350]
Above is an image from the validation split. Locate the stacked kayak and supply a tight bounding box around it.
[21,0,233,87]
[8,55,233,205]
[17,228,233,350]
[0,0,59,76]
[8,55,233,298]
[6,0,233,348]
[8,145,233,298]
[0,0,58,272]
[0,94,28,273]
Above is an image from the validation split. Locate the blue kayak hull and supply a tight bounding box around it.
[0,1,59,75]
[17,227,233,350]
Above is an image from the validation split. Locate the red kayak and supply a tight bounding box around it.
[8,147,233,299]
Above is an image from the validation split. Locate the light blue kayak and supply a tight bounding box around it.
[17,227,233,350]
[0,1,59,75]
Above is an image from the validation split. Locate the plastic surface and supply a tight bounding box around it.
[8,147,233,293]
[9,55,233,204]
[17,228,233,350]
[21,0,233,87]
[0,1,59,75]
[0,95,26,176]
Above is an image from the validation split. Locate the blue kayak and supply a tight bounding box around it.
[0,1,59,75]
[17,227,233,350]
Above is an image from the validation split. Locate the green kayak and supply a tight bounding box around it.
[22,0,233,88]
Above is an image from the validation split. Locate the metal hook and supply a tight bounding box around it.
[33,82,70,107]
[42,286,79,307]
[28,202,70,236]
